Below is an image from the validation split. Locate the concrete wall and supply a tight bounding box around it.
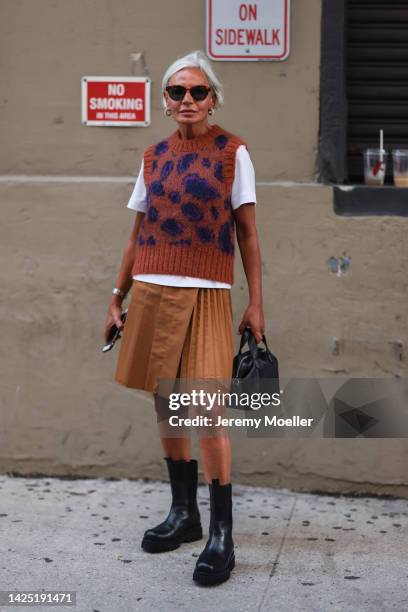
[1,0,320,180]
[1,0,408,495]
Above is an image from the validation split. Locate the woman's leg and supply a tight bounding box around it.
[193,381,232,484]
[141,390,202,554]
[194,417,234,586]
[193,393,235,583]
[154,391,192,460]
[198,433,231,485]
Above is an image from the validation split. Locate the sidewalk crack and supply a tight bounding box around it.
[258,494,298,611]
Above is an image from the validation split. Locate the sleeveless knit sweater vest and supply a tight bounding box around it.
[131,123,247,285]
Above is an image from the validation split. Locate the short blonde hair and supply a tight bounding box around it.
[161,50,224,110]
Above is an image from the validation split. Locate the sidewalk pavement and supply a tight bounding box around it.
[0,474,407,612]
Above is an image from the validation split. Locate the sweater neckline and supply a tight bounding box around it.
[168,123,223,152]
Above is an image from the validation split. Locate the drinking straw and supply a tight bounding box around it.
[380,129,384,162]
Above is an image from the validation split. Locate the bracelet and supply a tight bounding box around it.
[112,287,126,298]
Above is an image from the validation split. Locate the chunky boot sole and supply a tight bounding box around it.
[193,552,235,586]
[141,524,203,554]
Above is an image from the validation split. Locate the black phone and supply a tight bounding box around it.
[101,309,128,353]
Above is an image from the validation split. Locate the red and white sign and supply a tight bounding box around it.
[206,0,290,61]
[81,76,151,127]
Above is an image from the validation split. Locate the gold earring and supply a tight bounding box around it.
[165,108,172,117]
[208,108,214,116]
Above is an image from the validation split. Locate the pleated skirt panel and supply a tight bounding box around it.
[114,280,234,395]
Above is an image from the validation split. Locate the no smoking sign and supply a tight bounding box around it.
[81,76,151,127]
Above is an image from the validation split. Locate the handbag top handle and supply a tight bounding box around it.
[239,327,270,354]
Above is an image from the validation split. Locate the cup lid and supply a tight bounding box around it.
[363,148,387,154]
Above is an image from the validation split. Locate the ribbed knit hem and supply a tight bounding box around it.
[132,243,234,285]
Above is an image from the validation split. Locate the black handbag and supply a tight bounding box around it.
[229,327,280,406]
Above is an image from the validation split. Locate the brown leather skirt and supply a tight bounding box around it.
[114,280,234,395]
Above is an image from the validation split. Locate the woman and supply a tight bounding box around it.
[105,50,264,586]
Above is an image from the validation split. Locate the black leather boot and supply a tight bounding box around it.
[141,457,202,553]
[193,479,235,586]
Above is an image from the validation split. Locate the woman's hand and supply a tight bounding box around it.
[238,303,265,344]
[104,296,124,342]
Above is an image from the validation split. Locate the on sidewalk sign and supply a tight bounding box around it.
[81,76,151,127]
[206,0,290,61]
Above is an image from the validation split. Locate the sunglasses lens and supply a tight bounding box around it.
[191,86,210,101]
[167,86,186,101]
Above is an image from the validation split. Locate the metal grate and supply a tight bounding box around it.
[346,0,408,183]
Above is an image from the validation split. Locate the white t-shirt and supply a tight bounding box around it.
[127,144,257,288]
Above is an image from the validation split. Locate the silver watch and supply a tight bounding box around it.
[112,287,126,298]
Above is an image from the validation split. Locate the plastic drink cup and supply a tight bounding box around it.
[392,150,408,187]
[363,149,387,185]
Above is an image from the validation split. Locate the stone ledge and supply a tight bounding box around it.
[333,185,408,217]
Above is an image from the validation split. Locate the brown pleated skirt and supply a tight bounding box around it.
[114,280,235,395]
